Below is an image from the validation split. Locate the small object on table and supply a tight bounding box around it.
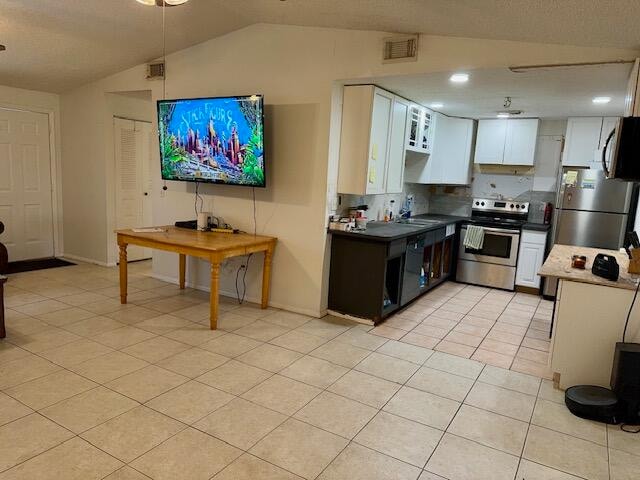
[571,255,587,269]
[591,253,620,281]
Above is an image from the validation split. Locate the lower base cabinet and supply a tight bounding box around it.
[328,225,457,323]
[401,228,455,306]
[515,230,548,289]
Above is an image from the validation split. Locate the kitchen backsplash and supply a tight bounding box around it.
[338,183,431,220]
[429,186,555,223]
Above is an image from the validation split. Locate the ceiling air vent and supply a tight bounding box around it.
[146,61,165,79]
[383,35,418,64]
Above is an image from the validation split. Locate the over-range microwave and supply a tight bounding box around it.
[602,58,640,180]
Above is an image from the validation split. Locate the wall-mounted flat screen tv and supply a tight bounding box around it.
[158,95,265,187]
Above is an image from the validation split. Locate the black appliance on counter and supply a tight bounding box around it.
[456,198,530,290]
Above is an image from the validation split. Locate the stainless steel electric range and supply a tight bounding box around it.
[456,198,530,290]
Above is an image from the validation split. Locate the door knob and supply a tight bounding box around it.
[143,192,148,196]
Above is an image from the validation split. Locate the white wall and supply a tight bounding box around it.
[0,85,64,257]
[60,23,638,316]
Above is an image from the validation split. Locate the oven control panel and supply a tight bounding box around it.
[472,198,529,215]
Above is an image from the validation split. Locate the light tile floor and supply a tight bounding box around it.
[380,282,555,379]
[0,261,638,479]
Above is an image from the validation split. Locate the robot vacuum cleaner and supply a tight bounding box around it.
[565,385,620,424]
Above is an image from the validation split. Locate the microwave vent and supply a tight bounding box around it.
[383,35,418,64]
[146,61,165,79]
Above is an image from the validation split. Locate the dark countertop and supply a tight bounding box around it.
[328,214,465,242]
[522,222,551,232]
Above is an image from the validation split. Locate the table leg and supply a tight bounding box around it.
[261,247,273,309]
[119,243,128,304]
[0,278,6,339]
[179,254,186,290]
[209,261,220,330]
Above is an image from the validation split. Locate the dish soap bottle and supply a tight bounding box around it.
[419,266,426,288]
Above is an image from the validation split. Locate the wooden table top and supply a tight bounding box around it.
[116,226,276,252]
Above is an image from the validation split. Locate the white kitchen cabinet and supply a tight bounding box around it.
[474,118,539,165]
[404,113,475,185]
[516,229,548,288]
[474,119,507,164]
[406,104,433,154]
[504,119,539,166]
[337,85,396,195]
[562,117,604,167]
[385,96,410,193]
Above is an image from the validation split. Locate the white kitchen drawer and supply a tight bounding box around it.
[521,229,548,246]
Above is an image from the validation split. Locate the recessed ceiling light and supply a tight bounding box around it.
[496,112,510,118]
[592,96,611,104]
[449,73,469,83]
[430,103,444,109]
[136,0,189,6]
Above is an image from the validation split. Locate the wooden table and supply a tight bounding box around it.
[116,227,277,330]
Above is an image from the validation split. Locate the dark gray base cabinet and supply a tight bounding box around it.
[328,227,457,324]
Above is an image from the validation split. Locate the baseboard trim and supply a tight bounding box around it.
[61,254,115,268]
[148,271,323,318]
[515,285,541,295]
[327,309,374,326]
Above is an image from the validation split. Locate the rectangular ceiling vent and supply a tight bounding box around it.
[146,61,165,80]
[383,35,418,64]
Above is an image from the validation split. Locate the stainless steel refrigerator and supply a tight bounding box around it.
[543,168,636,297]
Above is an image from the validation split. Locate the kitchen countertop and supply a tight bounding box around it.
[539,244,640,290]
[327,214,466,241]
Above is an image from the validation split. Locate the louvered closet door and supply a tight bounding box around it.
[115,118,152,262]
[0,108,54,261]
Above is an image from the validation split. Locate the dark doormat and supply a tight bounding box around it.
[3,257,76,275]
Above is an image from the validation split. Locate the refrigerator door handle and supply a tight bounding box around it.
[602,127,616,177]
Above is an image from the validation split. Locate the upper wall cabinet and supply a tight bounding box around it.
[386,96,410,193]
[562,116,618,168]
[337,85,409,195]
[406,104,433,154]
[405,113,476,185]
[474,118,539,166]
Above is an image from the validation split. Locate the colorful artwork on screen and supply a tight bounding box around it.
[158,96,264,186]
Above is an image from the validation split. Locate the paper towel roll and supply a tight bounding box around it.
[197,212,211,231]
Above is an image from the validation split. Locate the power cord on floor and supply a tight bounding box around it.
[619,278,640,433]
[235,253,252,304]
[622,277,640,342]
[621,424,640,433]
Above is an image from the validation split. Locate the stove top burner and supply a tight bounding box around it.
[468,197,530,230]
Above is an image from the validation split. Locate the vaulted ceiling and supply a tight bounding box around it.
[1,0,639,93]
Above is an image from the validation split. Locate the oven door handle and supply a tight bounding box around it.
[462,226,519,236]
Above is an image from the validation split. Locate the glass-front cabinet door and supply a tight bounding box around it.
[420,110,432,151]
[407,105,421,149]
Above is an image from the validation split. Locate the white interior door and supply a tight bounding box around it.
[114,117,152,262]
[0,108,54,261]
